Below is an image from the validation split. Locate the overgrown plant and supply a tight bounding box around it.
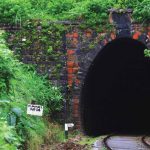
[144,49,150,57]
[0,0,149,27]
[0,30,63,149]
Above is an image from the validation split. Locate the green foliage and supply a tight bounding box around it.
[144,49,150,57]
[47,0,74,15]
[0,121,22,150]
[0,30,63,149]
[113,0,136,8]
[0,31,63,113]
[0,0,149,27]
[7,21,65,81]
[133,0,150,22]
[60,0,112,28]
[0,0,31,24]
[0,33,15,96]
[11,66,63,114]
[84,0,112,26]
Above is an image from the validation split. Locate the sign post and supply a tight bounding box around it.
[64,123,74,139]
[27,104,43,116]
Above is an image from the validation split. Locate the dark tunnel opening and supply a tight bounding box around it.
[80,38,150,136]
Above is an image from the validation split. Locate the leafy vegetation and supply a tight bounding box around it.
[0,30,64,149]
[144,49,150,57]
[133,0,150,22]
[0,0,31,24]
[0,0,149,27]
[6,20,65,81]
[0,121,22,150]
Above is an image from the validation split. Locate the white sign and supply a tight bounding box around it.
[65,123,74,131]
[27,104,43,116]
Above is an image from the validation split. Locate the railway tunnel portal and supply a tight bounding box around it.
[80,38,150,136]
[65,10,150,136]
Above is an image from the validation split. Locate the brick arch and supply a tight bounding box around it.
[66,31,117,127]
[80,37,150,136]
[66,25,150,129]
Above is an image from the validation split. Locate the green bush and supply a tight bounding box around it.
[0,121,21,150]
[0,31,63,114]
[47,0,75,15]
[0,0,149,26]
[0,0,31,24]
[133,0,150,22]
[0,32,15,97]
[10,65,63,114]
[144,49,150,57]
[0,30,63,149]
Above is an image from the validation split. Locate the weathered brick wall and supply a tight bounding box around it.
[3,22,67,123]
[1,12,150,129]
[7,22,67,88]
[66,13,150,128]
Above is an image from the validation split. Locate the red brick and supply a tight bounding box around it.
[67,50,75,55]
[73,32,79,38]
[133,31,141,40]
[67,61,75,67]
[110,33,116,40]
[67,68,73,74]
[73,67,78,73]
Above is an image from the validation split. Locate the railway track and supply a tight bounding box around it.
[103,135,150,150]
[142,136,150,148]
[103,135,113,150]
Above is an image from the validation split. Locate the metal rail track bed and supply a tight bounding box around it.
[103,135,150,150]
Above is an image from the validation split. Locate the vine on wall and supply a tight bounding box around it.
[7,21,66,82]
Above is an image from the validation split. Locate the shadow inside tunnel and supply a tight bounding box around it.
[80,38,150,136]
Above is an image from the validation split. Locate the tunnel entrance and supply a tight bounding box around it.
[81,38,150,136]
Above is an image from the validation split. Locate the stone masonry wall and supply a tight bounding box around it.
[66,14,150,128]
[1,12,150,129]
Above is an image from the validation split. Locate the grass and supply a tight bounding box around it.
[78,134,107,149]
[79,136,99,145]
[0,30,64,149]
